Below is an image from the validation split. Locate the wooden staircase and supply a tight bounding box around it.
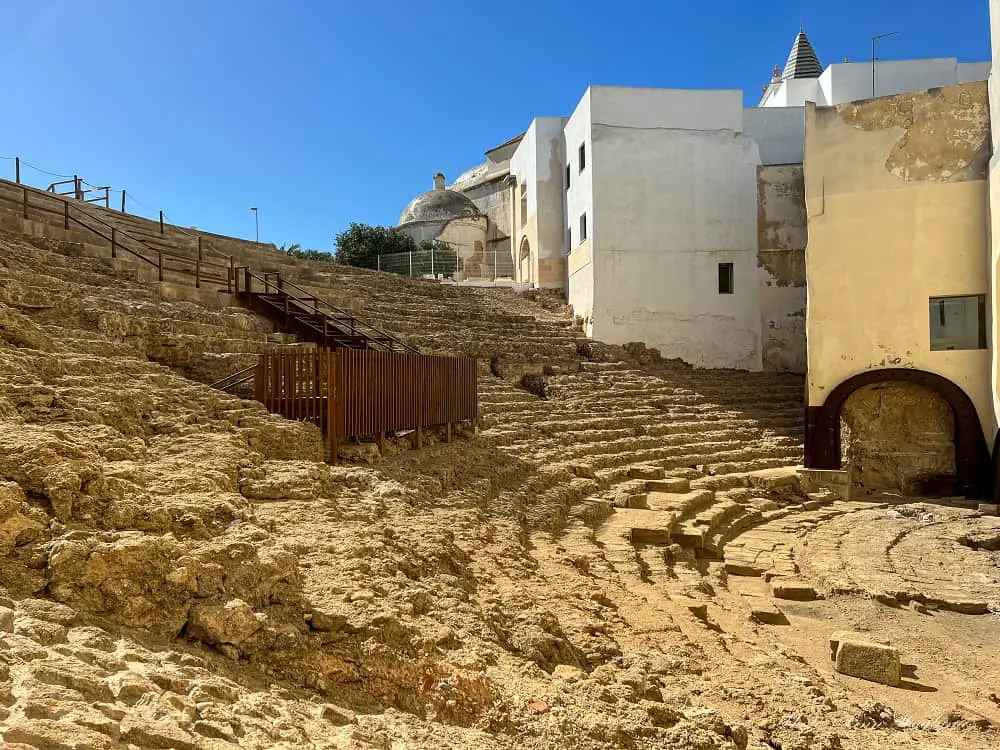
[234,268,416,353]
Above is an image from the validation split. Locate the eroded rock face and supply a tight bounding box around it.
[187,599,262,645]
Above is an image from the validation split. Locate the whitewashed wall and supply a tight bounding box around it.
[587,87,763,370]
[762,58,990,109]
[743,107,805,165]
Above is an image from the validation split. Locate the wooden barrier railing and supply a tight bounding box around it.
[254,347,478,460]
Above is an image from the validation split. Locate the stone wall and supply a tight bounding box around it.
[841,382,956,496]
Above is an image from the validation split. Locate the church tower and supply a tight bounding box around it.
[780,29,823,80]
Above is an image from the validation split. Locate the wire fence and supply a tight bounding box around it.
[376,245,515,282]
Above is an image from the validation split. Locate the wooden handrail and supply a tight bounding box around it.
[236,266,416,353]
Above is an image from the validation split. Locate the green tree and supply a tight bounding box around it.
[334,223,420,269]
[278,242,335,262]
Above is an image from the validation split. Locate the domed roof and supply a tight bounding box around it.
[399,173,481,225]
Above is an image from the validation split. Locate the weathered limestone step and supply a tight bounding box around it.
[645,489,714,517]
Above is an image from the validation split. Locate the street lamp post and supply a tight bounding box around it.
[250,207,259,243]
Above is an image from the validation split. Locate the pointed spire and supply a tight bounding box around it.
[781,29,823,80]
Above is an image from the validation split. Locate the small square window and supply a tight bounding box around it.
[579,213,587,242]
[718,262,734,294]
[929,294,987,350]
[578,143,586,172]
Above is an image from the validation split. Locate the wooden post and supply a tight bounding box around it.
[197,237,203,260]
[244,267,251,301]
[111,228,117,259]
[159,210,164,234]
[195,257,201,288]
[63,201,69,230]
[415,426,423,449]
[121,190,126,213]
[228,256,234,294]
[377,431,385,456]
[104,187,110,208]
[14,157,20,184]
[327,350,339,465]
[21,186,27,218]
[157,251,163,281]
[73,176,81,200]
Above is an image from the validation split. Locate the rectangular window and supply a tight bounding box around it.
[579,213,587,242]
[718,262,734,294]
[579,143,586,172]
[565,163,571,190]
[929,294,987,350]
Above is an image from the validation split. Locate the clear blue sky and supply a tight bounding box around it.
[1,1,989,250]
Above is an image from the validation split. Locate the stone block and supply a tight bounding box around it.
[834,639,901,686]
[976,503,999,515]
[645,477,690,493]
[829,631,890,660]
[630,527,670,545]
[628,465,665,480]
[725,561,764,577]
[771,581,818,601]
[750,600,787,625]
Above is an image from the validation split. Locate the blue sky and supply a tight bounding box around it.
[0,1,989,250]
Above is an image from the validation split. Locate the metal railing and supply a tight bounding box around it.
[209,363,258,391]
[48,177,111,208]
[376,245,515,282]
[1,179,237,290]
[233,266,418,353]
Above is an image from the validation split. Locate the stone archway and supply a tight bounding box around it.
[805,369,992,498]
[518,237,531,284]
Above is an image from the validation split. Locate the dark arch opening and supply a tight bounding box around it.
[805,368,992,498]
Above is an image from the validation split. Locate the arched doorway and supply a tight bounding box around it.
[840,381,956,496]
[518,237,531,284]
[805,369,991,498]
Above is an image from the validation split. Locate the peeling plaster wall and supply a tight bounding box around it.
[841,382,956,496]
[758,165,807,372]
[586,87,762,370]
[461,179,512,263]
[805,81,992,441]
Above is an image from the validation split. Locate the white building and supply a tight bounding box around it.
[398,29,990,372]
[760,30,990,107]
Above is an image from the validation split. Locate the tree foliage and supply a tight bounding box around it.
[333,223,422,269]
[277,243,336,262]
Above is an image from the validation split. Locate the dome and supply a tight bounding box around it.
[398,173,481,226]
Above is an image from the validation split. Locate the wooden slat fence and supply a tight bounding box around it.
[254,348,477,460]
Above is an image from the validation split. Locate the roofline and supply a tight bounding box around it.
[484,132,525,156]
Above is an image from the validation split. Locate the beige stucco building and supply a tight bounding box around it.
[802,82,993,497]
